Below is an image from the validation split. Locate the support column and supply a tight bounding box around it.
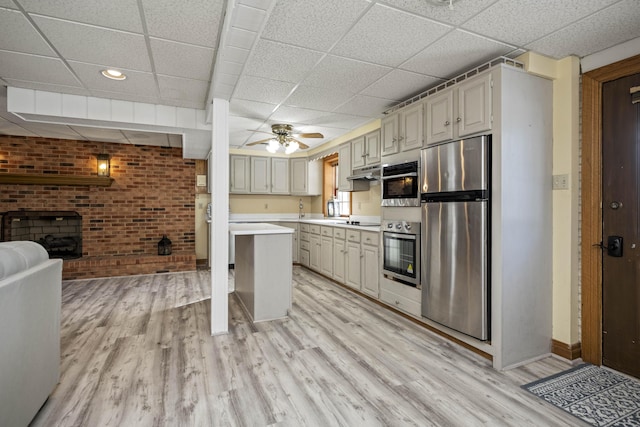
[210,98,229,335]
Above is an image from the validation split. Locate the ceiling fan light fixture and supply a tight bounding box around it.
[285,141,299,155]
[101,69,127,80]
[266,139,279,153]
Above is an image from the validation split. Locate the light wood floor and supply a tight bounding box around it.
[32,267,586,426]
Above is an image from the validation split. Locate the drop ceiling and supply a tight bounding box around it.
[1,0,639,158]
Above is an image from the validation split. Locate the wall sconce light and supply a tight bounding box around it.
[96,153,110,177]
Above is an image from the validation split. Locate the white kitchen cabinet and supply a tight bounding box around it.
[280,222,299,263]
[338,141,369,192]
[425,72,492,145]
[381,103,423,156]
[250,156,270,193]
[290,158,322,196]
[309,233,321,272]
[361,238,379,298]
[229,154,250,193]
[321,234,333,278]
[333,228,346,283]
[345,230,361,290]
[351,130,381,168]
[271,157,290,194]
[299,224,310,267]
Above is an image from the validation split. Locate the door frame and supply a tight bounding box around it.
[581,54,640,364]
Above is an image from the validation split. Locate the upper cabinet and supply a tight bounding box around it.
[271,157,290,194]
[250,156,271,194]
[381,103,423,156]
[426,72,492,145]
[290,158,322,196]
[230,154,250,193]
[338,142,369,192]
[352,130,381,168]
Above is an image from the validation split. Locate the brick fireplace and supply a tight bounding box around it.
[0,135,197,279]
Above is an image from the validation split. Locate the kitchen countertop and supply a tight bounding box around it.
[228,217,380,232]
[229,223,296,235]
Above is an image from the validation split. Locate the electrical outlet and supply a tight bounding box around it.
[552,174,569,190]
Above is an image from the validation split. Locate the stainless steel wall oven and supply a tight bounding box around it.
[381,161,420,207]
[382,220,420,288]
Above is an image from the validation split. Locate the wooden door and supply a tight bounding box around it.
[601,72,640,379]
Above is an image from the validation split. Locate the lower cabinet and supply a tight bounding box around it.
[380,278,421,317]
[320,235,333,277]
[309,234,321,271]
[345,241,362,290]
[333,231,346,283]
[361,236,379,298]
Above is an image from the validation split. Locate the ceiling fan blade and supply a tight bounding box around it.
[246,137,273,146]
[290,138,309,149]
[294,132,324,138]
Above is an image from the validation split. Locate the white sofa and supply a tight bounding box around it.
[0,241,62,427]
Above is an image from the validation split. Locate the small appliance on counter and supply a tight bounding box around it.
[327,198,340,217]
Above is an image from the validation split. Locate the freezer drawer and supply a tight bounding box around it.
[421,200,489,340]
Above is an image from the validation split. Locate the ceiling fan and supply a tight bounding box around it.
[245,124,324,154]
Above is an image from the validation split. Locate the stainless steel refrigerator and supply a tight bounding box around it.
[420,135,490,341]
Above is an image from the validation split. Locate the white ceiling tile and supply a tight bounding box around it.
[526,0,640,59]
[20,121,83,139]
[0,8,56,56]
[32,15,152,72]
[382,0,499,26]
[462,0,619,47]
[284,85,355,111]
[0,1,17,8]
[68,61,159,97]
[3,78,90,96]
[334,94,395,117]
[157,75,209,107]
[232,4,267,32]
[0,51,81,86]
[332,4,451,67]
[302,55,391,93]
[244,39,324,83]
[230,99,276,119]
[0,118,39,137]
[150,38,214,81]
[227,27,258,50]
[233,75,295,104]
[20,0,143,33]
[122,129,169,146]
[269,105,326,123]
[306,113,373,129]
[229,115,266,146]
[402,29,515,78]
[261,0,370,51]
[361,69,441,100]
[141,0,224,47]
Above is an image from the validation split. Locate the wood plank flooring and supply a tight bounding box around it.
[31,267,587,426]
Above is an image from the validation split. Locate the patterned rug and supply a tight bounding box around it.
[522,364,640,426]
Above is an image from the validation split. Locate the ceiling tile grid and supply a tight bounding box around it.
[0,8,55,57]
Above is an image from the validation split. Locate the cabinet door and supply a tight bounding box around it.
[365,130,381,165]
[400,103,423,151]
[345,242,362,290]
[309,234,321,272]
[425,89,454,145]
[229,155,250,193]
[457,73,492,137]
[381,114,399,156]
[290,158,308,195]
[362,244,379,298]
[250,156,270,193]
[351,136,366,169]
[271,157,290,194]
[333,238,346,283]
[337,143,352,192]
[321,236,334,277]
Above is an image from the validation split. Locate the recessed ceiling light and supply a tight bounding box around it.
[101,69,126,80]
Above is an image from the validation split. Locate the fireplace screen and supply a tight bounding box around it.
[1,211,82,259]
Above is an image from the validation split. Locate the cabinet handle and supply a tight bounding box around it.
[456,117,461,123]
[366,152,370,157]
[392,137,397,143]
[395,300,400,305]
[444,120,450,126]
[398,135,404,141]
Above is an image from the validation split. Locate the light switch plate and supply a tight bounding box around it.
[552,174,569,190]
[196,174,207,187]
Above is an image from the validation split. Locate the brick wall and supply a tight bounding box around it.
[0,135,196,279]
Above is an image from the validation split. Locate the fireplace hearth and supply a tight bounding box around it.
[1,211,83,259]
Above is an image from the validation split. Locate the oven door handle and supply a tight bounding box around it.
[381,172,418,180]
[384,232,417,240]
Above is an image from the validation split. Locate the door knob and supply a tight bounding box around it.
[610,201,622,209]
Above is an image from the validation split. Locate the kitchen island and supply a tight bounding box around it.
[229,223,295,322]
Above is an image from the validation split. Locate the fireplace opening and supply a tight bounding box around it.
[1,211,83,259]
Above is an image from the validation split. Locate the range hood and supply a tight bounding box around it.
[347,165,381,181]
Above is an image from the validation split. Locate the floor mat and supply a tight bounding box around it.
[522,363,640,426]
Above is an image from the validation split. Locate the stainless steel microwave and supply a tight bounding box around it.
[381,160,420,207]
